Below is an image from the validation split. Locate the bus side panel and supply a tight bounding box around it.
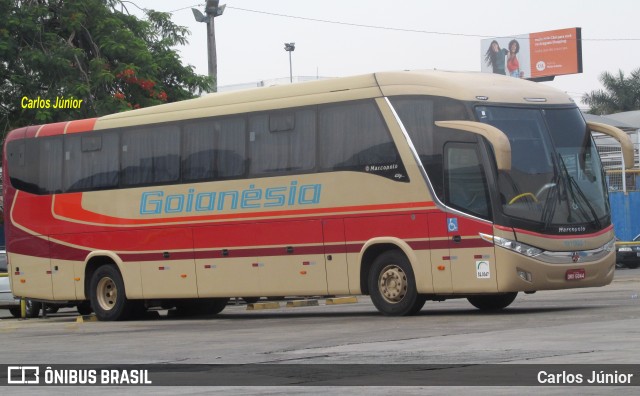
[193,221,328,297]
[136,228,197,299]
[258,220,327,296]
[194,224,260,297]
[139,258,198,299]
[48,238,85,300]
[50,258,79,300]
[8,231,54,299]
[449,217,497,293]
[195,256,260,297]
[428,212,453,294]
[344,214,432,293]
[322,219,350,295]
[53,228,193,299]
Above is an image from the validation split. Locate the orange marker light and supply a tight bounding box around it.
[437,265,446,271]
[74,277,81,281]
[180,274,187,278]
[20,279,26,283]
[300,271,307,275]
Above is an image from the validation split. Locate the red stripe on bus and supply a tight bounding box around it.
[24,125,43,139]
[37,122,67,137]
[66,118,98,134]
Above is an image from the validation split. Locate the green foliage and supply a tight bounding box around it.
[0,0,213,136]
[583,68,640,115]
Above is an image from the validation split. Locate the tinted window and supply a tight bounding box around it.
[64,132,119,191]
[249,109,316,175]
[390,96,469,200]
[121,125,180,186]
[445,143,491,219]
[318,101,398,171]
[6,137,63,194]
[183,117,246,181]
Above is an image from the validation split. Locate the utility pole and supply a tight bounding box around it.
[192,0,226,92]
[284,42,295,83]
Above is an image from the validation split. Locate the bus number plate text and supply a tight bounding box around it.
[565,268,585,281]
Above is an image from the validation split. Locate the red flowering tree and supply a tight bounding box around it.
[0,0,213,133]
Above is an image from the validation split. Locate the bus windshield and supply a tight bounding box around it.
[476,106,609,233]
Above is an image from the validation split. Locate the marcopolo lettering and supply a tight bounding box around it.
[140,181,322,215]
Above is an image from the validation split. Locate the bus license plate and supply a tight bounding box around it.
[566,269,585,281]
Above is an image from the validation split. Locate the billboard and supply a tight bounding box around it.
[481,27,582,80]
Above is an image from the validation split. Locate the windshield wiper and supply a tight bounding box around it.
[557,154,602,229]
[567,173,602,229]
[541,173,560,230]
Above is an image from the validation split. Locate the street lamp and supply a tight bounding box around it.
[192,0,226,92]
[284,42,295,83]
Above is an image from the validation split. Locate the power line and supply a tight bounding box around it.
[170,4,205,14]
[168,4,640,41]
[227,6,495,39]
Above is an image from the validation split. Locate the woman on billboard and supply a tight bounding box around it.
[507,39,523,78]
[484,40,508,75]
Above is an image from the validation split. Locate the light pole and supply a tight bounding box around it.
[284,42,295,83]
[192,0,226,92]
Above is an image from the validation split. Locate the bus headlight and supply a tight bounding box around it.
[604,239,616,252]
[480,233,543,257]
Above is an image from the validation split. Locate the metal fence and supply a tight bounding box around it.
[597,144,640,192]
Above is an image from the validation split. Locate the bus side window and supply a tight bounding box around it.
[444,142,491,219]
[6,138,62,195]
[249,109,316,176]
[183,117,246,182]
[318,100,398,171]
[121,125,180,186]
[64,133,119,191]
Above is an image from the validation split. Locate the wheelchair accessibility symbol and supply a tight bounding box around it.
[447,218,458,233]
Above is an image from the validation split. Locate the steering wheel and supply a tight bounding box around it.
[508,192,539,205]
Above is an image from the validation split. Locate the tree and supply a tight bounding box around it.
[0,0,213,137]
[582,68,640,115]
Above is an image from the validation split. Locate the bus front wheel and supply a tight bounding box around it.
[467,292,517,311]
[368,250,426,316]
[89,264,133,321]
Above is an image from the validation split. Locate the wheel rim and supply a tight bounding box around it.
[96,276,117,311]
[378,264,408,303]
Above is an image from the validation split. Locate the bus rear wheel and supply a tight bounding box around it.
[25,299,42,318]
[467,292,517,311]
[368,250,426,316]
[89,264,133,321]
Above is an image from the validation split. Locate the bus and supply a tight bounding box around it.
[3,70,635,321]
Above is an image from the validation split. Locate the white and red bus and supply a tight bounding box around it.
[3,70,635,320]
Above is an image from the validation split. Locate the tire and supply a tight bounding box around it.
[625,263,639,269]
[175,298,229,316]
[368,250,425,316]
[9,307,21,318]
[76,301,93,315]
[25,299,42,318]
[44,305,59,314]
[89,264,133,321]
[467,292,518,311]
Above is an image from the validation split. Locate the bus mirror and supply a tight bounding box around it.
[435,120,512,171]
[587,121,635,169]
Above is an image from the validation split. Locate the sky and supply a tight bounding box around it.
[129,0,640,106]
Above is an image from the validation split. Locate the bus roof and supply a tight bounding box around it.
[95,70,573,129]
[8,70,576,136]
